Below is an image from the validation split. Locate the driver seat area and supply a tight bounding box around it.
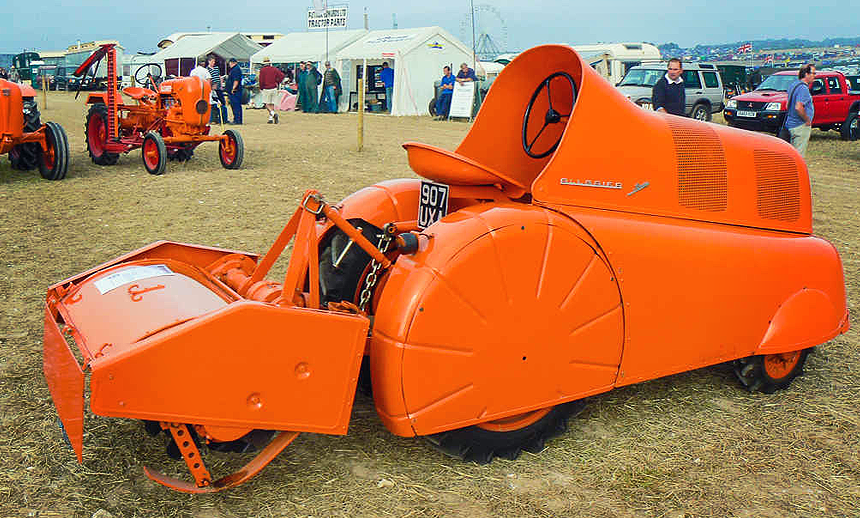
[402,142,529,198]
[402,45,583,199]
[122,86,157,102]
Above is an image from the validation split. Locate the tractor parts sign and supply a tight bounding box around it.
[308,6,348,29]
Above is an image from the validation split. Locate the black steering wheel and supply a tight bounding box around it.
[522,72,577,159]
[134,63,163,89]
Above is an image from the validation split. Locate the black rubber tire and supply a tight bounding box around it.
[318,219,383,308]
[219,129,244,169]
[8,98,42,171]
[38,122,69,180]
[85,103,120,166]
[426,400,586,464]
[428,98,437,116]
[840,112,859,141]
[691,103,711,121]
[141,131,167,175]
[733,348,811,394]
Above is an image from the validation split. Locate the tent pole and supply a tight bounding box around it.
[358,58,366,151]
[470,0,476,68]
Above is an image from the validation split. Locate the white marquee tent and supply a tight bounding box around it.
[152,33,262,77]
[335,26,474,116]
[250,29,367,69]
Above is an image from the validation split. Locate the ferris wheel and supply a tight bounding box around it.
[460,4,509,61]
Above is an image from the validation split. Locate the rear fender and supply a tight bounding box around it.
[86,93,108,105]
[755,288,850,355]
[19,84,37,98]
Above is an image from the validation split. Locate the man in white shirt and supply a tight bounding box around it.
[189,57,211,87]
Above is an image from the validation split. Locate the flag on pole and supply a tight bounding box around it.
[737,43,752,54]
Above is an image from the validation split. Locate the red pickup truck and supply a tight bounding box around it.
[724,70,860,140]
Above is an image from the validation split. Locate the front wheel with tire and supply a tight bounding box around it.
[733,349,811,394]
[428,98,437,116]
[86,103,120,165]
[840,112,858,141]
[691,103,711,121]
[426,401,585,464]
[39,122,69,180]
[141,131,167,175]
[219,129,244,169]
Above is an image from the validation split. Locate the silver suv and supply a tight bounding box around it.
[616,62,725,120]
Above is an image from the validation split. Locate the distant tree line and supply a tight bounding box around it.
[659,37,860,54]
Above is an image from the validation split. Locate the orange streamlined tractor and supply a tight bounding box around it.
[43,45,849,493]
[75,44,242,175]
[1,79,69,180]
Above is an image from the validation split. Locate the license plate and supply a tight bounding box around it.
[637,102,653,110]
[737,110,757,118]
[418,180,449,229]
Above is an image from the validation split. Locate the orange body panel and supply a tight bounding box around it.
[0,79,25,152]
[371,204,623,436]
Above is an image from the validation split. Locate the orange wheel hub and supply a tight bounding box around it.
[763,351,801,379]
[476,408,552,433]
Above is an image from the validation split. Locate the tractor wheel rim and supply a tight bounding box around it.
[763,351,801,379]
[88,116,106,155]
[44,139,56,169]
[220,137,236,164]
[476,407,552,433]
[143,140,159,169]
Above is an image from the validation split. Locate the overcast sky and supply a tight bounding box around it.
[3,0,856,54]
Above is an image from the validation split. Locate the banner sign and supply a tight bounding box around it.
[448,81,475,118]
[308,6,348,29]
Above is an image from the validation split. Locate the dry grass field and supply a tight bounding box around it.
[0,91,858,518]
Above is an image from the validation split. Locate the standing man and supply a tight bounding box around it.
[455,62,477,84]
[380,61,394,112]
[258,57,285,124]
[301,62,321,113]
[206,54,227,124]
[296,62,307,111]
[652,58,685,116]
[226,58,243,125]
[783,64,816,158]
[189,57,211,83]
[321,61,342,113]
[434,66,455,120]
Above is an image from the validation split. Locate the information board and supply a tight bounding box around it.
[448,81,475,119]
[307,6,348,29]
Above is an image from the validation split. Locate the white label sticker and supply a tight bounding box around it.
[93,264,174,295]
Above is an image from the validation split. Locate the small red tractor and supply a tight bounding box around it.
[74,44,243,175]
[43,45,849,493]
[1,79,69,180]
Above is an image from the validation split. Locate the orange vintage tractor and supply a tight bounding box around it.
[74,44,243,175]
[43,45,849,493]
[1,79,69,180]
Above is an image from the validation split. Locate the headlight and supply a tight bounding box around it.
[765,102,782,111]
[726,100,737,109]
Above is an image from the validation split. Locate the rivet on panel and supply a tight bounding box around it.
[295,362,311,380]
[247,393,263,409]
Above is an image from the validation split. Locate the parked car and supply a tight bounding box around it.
[724,70,860,140]
[616,62,725,120]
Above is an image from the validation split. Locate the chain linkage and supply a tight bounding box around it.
[358,224,395,313]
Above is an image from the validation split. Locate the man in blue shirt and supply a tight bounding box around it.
[434,66,455,120]
[380,62,394,112]
[783,64,816,158]
[226,58,243,125]
[455,62,477,84]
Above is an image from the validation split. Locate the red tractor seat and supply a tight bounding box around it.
[122,87,157,100]
[402,142,528,194]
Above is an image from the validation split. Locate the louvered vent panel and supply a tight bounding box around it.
[754,149,800,221]
[667,119,728,212]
